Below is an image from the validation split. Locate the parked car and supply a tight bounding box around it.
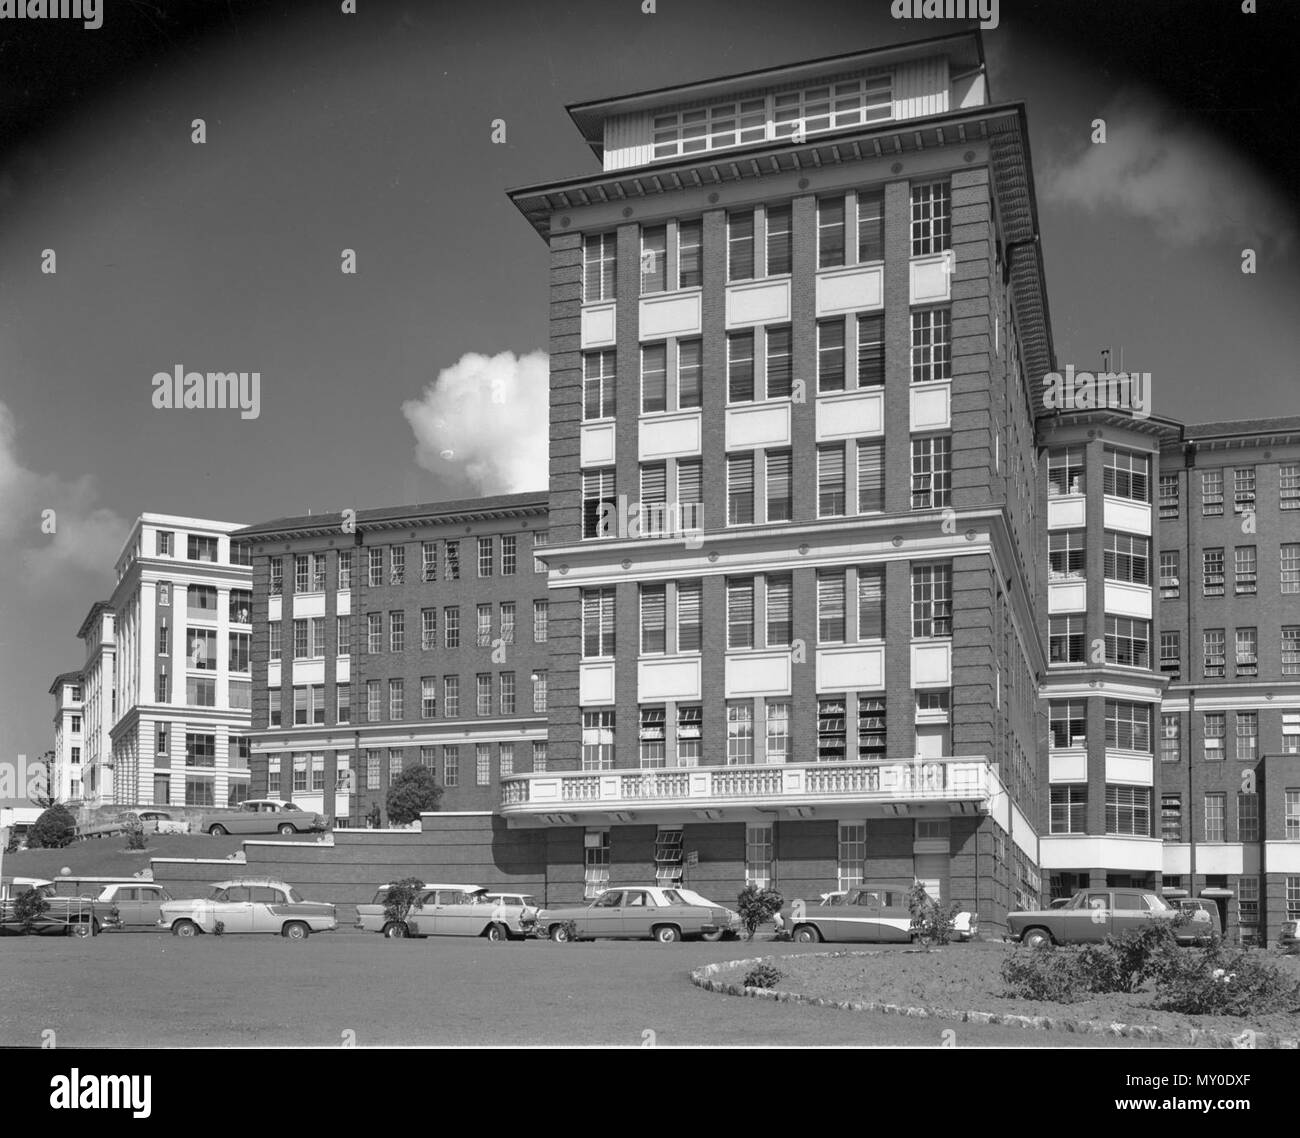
[788,884,977,943]
[405,886,537,941]
[77,810,188,840]
[158,877,337,939]
[1175,898,1222,940]
[356,884,441,937]
[1007,888,1210,948]
[1281,919,1300,953]
[200,800,327,837]
[0,877,117,937]
[534,886,729,943]
[673,888,742,940]
[92,882,175,930]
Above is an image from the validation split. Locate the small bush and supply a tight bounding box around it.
[1103,921,1181,991]
[213,920,225,936]
[557,919,579,943]
[28,804,77,849]
[907,882,962,946]
[736,885,784,940]
[11,887,51,934]
[1153,945,1300,1017]
[123,815,147,851]
[382,877,426,930]
[742,962,784,990]
[1001,946,1093,1003]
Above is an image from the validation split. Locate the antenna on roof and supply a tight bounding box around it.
[1100,348,1111,371]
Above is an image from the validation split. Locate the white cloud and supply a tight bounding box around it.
[402,350,549,495]
[1042,92,1296,251]
[0,399,128,580]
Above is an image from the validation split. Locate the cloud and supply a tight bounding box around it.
[1042,92,1296,251]
[0,399,128,580]
[402,350,549,495]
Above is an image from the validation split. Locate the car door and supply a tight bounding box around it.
[106,887,139,928]
[1065,892,1113,943]
[249,886,286,932]
[217,885,256,932]
[879,891,913,942]
[582,891,625,938]
[1110,891,1150,938]
[622,890,655,938]
[135,886,169,928]
[439,890,483,936]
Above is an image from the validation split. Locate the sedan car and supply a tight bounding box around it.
[534,886,728,943]
[405,886,537,941]
[200,800,328,836]
[158,877,337,939]
[93,882,175,930]
[673,888,742,940]
[77,810,189,840]
[788,885,977,944]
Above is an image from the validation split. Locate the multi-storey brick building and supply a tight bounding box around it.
[237,494,551,827]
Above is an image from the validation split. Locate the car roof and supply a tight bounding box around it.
[376,882,482,891]
[209,877,297,889]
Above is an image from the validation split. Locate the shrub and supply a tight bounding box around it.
[123,815,147,851]
[907,881,962,946]
[1001,946,1094,1003]
[213,920,226,936]
[736,885,784,940]
[11,887,50,934]
[382,877,427,932]
[742,962,784,990]
[28,804,77,849]
[1153,945,1300,1017]
[384,767,444,826]
[557,919,579,943]
[1103,921,1181,992]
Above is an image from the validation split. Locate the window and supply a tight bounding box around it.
[186,585,217,615]
[188,627,217,670]
[727,453,755,524]
[640,224,666,294]
[640,463,667,537]
[185,733,216,768]
[1239,876,1260,933]
[533,600,549,644]
[532,531,547,575]
[420,677,437,720]
[1105,785,1151,836]
[772,74,892,141]
[368,547,383,587]
[158,618,170,657]
[583,831,610,899]
[677,704,702,766]
[156,530,173,556]
[642,343,668,413]
[267,755,281,795]
[1103,447,1149,502]
[640,585,666,655]
[443,676,459,718]
[499,672,516,715]
[677,458,702,527]
[1049,531,1086,579]
[388,678,403,720]
[1104,532,1149,585]
[817,195,845,268]
[1201,548,1225,597]
[187,535,218,562]
[498,743,514,779]
[501,535,516,576]
[766,572,793,647]
[858,565,884,639]
[640,706,667,767]
[654,827,684,885]
[1203,629,1225,678]
[389,611,404,652]
[500,602,516,646]
[185,776,215,807]
[229,588,252,624]
[765,449,792,523]
[1283,627,1300,676]
[421,608,436,651]
[766,701,791,763]
[745,824,773,889]
[727,210,754,281]
[727,577,755,650]
[911,563,952,638]
[365,750,381,791]
[678,218,702,288]
[158,581,171,607]
[766,204,791,275]
[818,697,847,761]
[1049,615,1084,664]
[1235,628,1258,677]
[476,674,492,717]
[230,681,253,712]
[1238,794,1259,843]
[817,319,846,392]
[1159,631,1180,674]
[269,688,281,727]
[444,540,460,580]
[857,313,884,387]
[1233,466,1256,513]
[677,580,702,653]
[476,537,493,579]
[421,541,436,583]
[365,680,381,722]
[477,604,492,648]
[1047,447,1085,496]
[1201,469,1223,516]
[1282,463,1300,510]
[291,618,309,661]
[1203,794,1225,842]
[389,546,405,585]
[1049,701,1086,749]
[1284,544,1300,594]
[583,232,615,303]
[910,436,951,510]
[723,331,756,404]
[817,444,846,516]
[229,632,250,673]
[817,571,846,643]
[583,468,616,538]
[1158,472,1179,518]
[858,694,886,760]
[1161,794,1181,842]
[532,669,548,713]
[677,339,702,409]
[857,440,884,512]
[910,308,951,383]
[765,325,792,399]
[1235,710,1258,760]
[476,744,491,787]
[910,181,951,256]
[857,187,884,262]
[726,702,754,764]
[532,741,548,772]
[1159,551,1179,598]
[337,754,354,791]
[1287,790,1300,840]
[1105,616,1150,669]
[444,606,460,649]
[1234,546,1257,594]
[582,588,616,658]
[1106,700,1152,752]
[1051,786,1087,834]
[443,745,460,788]
[582,710,615,771]
[1203,712,1225,761]
[1286,714,1300,754]
[336,684,350,724]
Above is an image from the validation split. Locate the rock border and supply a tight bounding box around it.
[691,951,1299,1049]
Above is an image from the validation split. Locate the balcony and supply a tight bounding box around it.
[499,756,996,824]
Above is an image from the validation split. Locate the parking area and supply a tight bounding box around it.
[0,933,1171,1047]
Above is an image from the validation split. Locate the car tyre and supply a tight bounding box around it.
[382,921,408,939]
[654,925,682,944]
[1022,928,1053,950]
[172,920,199,938]
[549,924,571,943]
[793,924,821,944]
[484,923,507,942]
[69,919,97,939]
[277,823,297,835]
[282,921,310,941]
[208,824,228,837]
[699,929,725,942]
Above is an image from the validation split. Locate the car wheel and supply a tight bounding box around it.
[69,919,96,939]
[282,922,310,941]
[1022,928,1053,950]
[382,921,408,939]
[172,920,199,938]
[653,925,681,944]
[793,924,821,944]
[277,823,296,835]
[484,923,507,942]
[549,924,571,943]
[699,929,725,942]
[208,824,228,837]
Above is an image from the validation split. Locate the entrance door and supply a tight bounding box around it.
[153,774,170,805]
[914,853,946,902]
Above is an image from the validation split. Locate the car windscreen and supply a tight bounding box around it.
[280,803,302,811]
[288,888,304,903]
[659,889,686,905]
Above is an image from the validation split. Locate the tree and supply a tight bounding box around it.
[736,884,785,940]
[28,750,58,810]
[384,766,444,826]
[382,877,427,937]
[907,881,962,946]
[28,803,77,849]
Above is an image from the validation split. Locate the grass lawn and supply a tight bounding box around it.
[2,832,311,881]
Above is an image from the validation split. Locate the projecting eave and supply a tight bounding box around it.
[48,670,83,696]
[508,99,1055,401]
[1182,417,1300,452]
[1035,408,1184,443]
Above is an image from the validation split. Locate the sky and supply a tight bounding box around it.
[0,0,1296,792]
